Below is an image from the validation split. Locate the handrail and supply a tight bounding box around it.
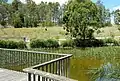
[0,48,70,56]
[23,68,78,81]
[0,48,77,81]
[30,54,72,69]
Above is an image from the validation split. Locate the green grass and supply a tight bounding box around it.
[94,25,120,37]
[31,46,120,81]
[0,27,67,40]
[0,26,120,41]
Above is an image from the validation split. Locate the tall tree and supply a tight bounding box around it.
[0,0,8,4]
[0,5,8,27]
[96,0,111,26]
[114,9,120,25]
[63,0,103,40]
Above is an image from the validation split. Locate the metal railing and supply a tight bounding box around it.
[0,48,77,81]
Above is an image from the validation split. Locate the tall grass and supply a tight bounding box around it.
[31,46,120,81]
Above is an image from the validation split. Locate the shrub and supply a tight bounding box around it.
[30,39,45,48]
[30,39,59,48]
[104,38,114,43]
[61,40,74,47]
[17,41,27,49]
[41,21,55,27]
[0,40,7,48]
[104,38,120,46]
[0,40,27,49]
[44,39,59,48]
[0,20,7,27]
[6,40,18,49]
[74,39,105,47]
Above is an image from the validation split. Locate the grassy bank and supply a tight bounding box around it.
[0,27,67,40]
[0,26,120,41]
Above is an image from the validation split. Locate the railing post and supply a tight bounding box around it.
[33,74,36,81]
[28,73,31,81]
[67,57,70,77]
[42,66,45,81]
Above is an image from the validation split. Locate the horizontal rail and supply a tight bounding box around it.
[23,68,78,81]
[30,54,72,69]
[0,48,77,81]
[0,48,70,56]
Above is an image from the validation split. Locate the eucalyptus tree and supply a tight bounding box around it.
[63,0,103,40]
[114,9,120,25]
[0,5,8,27]
[96,0,111,26]
[0,0,8,4]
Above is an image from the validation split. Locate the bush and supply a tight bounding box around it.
[0,20,7,27]
[0,40,7,48]
[41,21,55,27]
[17,41,27,49]
[103,38,120,46]
[61,40,74,47]
[74,39,105,47]
[30,39,59,48]
[44,39,59,48]
[6,40,18,49]
[30,39,45,48]
[0,40,27,49]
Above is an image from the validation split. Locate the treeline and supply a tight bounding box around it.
[0,0,112,28]
[0,0,64,28]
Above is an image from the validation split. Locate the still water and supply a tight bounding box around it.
[70,58,104,81]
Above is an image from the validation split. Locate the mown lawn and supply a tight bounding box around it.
[32,46,120,81]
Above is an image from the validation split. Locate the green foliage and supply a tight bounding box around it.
[41,21,55,27]
[63,0,103,40]
[6,40,18,49]
[96,0,111,27]
[0,40,27,49]
[0,20,6,27]
[45,39,59,48]
[17,41,27,49]
[61,40,74,47]
[114,9,120,25]
[103,38,120,46]
[0,40,7,48]
[12,12,22,28]
[30,39,45,48]
[30,39,59,48]
[0,5,8,27]
[1,0,64,27]
[91,63,120,81]
[0,0,8,4]
[74,39,105,47]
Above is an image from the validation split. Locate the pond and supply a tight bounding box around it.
[70,58,104,81]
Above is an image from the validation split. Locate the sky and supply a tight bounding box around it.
[92,0,120,11]
[8,0,120,11]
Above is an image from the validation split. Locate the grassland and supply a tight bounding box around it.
[94,25,120,37]
[0,25,120,41]
[0,27,68,40]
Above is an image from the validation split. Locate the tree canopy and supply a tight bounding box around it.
[0,0,111,29]
[63,0,104,39]
[114,9,120,25]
